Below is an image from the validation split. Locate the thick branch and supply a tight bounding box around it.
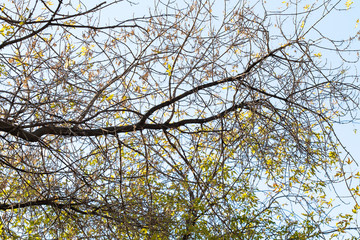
[0,120,40,142]
[138,43,290,125]
[0,44,291,142]
[0,197,66,210]
[0,101,255,142]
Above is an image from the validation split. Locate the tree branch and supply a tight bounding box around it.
[0,100,256,142]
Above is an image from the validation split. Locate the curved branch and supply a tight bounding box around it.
[0,1,62,50]
[0,100,256,142]
[0,197,70,211]
[138,43,292,125]
[0,44,291,142]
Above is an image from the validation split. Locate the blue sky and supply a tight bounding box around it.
[321,2,360,162]
[96,0,360,237]
[108,0,360,161]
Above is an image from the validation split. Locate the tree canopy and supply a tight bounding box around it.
[0,0,359,239]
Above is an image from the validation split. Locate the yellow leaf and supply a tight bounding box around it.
[166,64,172,76]
[304,4,310,11]
[314,52,322,58]
[345,0,353,9]
[36,16,44,22]
[329,151,337,158]
[282,1,289,7]
[106,94,114,101]
[80,46,87,56]
[76,4,81,11]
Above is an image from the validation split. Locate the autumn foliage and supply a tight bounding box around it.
[0,0,359,239]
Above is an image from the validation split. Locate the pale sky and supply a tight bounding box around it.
[96,0,360,237]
